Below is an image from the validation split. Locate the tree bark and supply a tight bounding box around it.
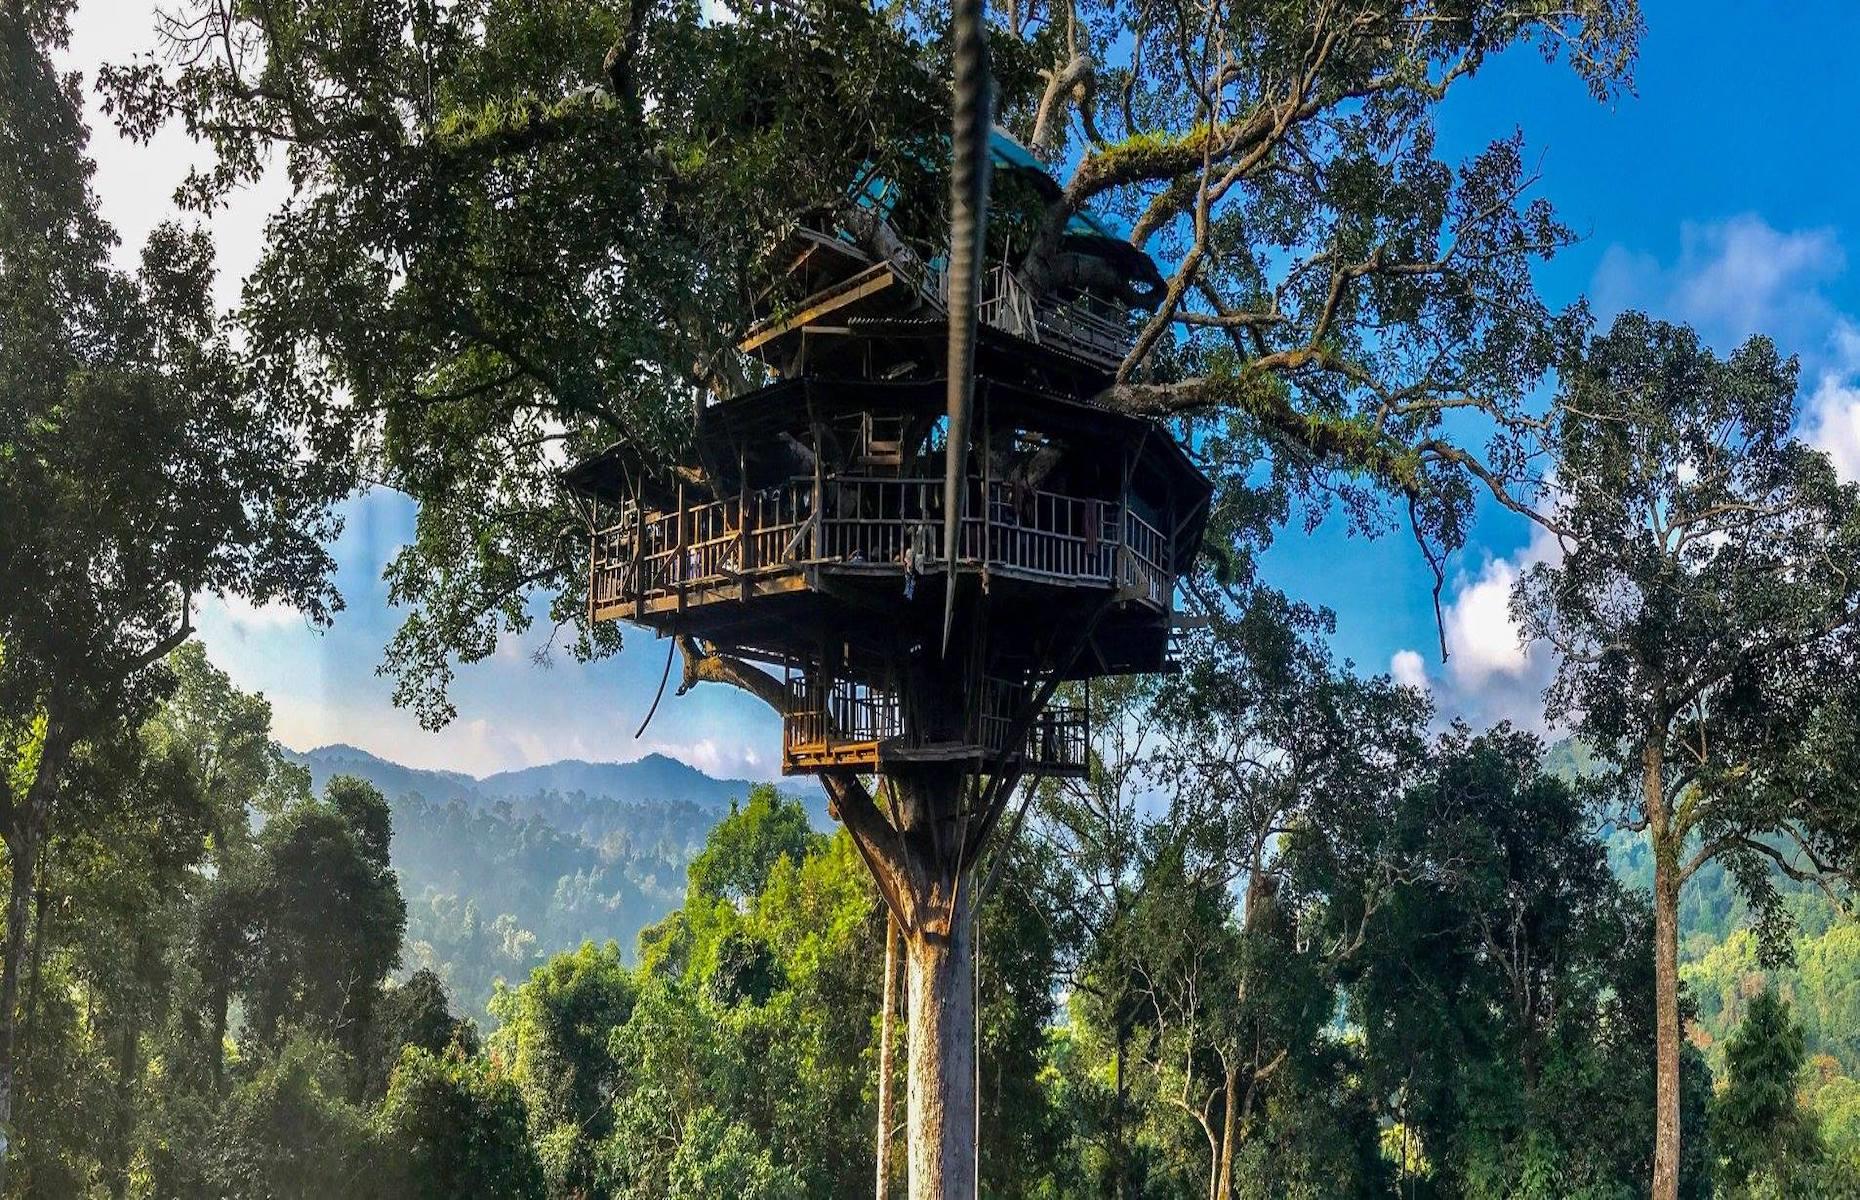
[0,817,33,1172]
[1215,1063,1238,1200]
[1646,742,1682,1200]
[109,1004,140,1200]
[19,862,49,1091]
[877,910,901,1200]
[903,884,976,1200]
[0,719,69,1188]
[690,644,1021,1199]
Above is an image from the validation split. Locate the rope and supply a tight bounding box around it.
[633,637,676,739]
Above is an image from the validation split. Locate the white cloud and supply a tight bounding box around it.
[1805,374,1860,482]
[204,593,315,634]
[1389,649,1429,691]
[1421,521,1565,732]
[1591,215,1845,353]
[646,736,777,781]
[1443,556,1530,690]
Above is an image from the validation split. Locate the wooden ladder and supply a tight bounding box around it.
[857,414,905,472]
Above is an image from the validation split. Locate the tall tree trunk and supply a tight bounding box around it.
[109,1008,140,1200]
[1646,743,1682,1200]
[903,884,976,1200]
[0,721,69,1189]
[0,819,39,1185]
[21,847,50,1070]
[1215,1063,1238,1200]
[877,910,901,1200]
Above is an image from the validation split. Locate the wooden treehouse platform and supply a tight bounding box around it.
[779,673,1088,778]
[588,474,1175,625]
[562,131,1204,786]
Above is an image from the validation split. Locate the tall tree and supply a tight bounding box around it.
[1514,312,1860,1200]
[489,941,639,1196]
[106,3,1643,1192]
[1021,674,1164,1197]
[1150,594,1425,1197]
[377,1046,545,1200]
[244,777,408,1089]
[0,4,344,1174]
[1712,987,1821,1197]
[102,0,1645,776]
[1327,724,1685,1196]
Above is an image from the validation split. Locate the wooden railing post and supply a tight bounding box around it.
[632,498,646,621]
[812,436,825,560]
[676,483,687,614]
[587,497,599,623]
[738,460,751,601]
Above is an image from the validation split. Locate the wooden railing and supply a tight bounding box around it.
[942,261,1134,368]
[781,672,1088,774]
[974,675,1088,770]
[590,476,1173,613]
[784,674,901,762]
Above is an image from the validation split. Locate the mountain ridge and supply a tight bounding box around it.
[280,741,809,812]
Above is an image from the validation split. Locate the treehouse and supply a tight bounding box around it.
[742,131,1166,381]
[566,130,1209,780]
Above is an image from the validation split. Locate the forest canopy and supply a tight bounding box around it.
[2,1,1860,1198]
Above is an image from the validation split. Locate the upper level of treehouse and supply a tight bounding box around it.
[740,130,1164,381]
[564,129,1207,779]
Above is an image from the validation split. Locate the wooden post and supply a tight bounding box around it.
[632,493,646,622]
[676,482,687,615]
[740,450,751,602]
[813,425,826,561]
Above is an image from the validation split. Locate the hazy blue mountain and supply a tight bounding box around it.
[282,743,810,812]
[286,742,484,806]
[477,752,791,809]
[277,742,827,1013]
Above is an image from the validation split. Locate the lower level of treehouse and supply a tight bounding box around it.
[779,671,1087,777]
[588,475,1175,622]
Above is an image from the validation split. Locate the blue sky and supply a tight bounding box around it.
[63,1,1860,777]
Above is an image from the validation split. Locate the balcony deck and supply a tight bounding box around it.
[589,475,1174,626]
[780,674,1087,777]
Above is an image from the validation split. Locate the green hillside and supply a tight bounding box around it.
[281,744,821,1014]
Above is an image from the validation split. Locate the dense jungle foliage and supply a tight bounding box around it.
[9,635,1859,1198]
[6,0,1860,1195]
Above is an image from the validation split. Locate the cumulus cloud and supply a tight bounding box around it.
[1389,649,1429,692]
[1591,215,1860,489]
[647,737,776,781]
[1414,521,1566,733]
[1591,215,1845,350]
[1805,372,1860,482]
[1443,557,1530,691]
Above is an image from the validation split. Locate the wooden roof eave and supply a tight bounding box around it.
[738,260,904,356]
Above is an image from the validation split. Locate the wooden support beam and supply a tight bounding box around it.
[738,264,899,353]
